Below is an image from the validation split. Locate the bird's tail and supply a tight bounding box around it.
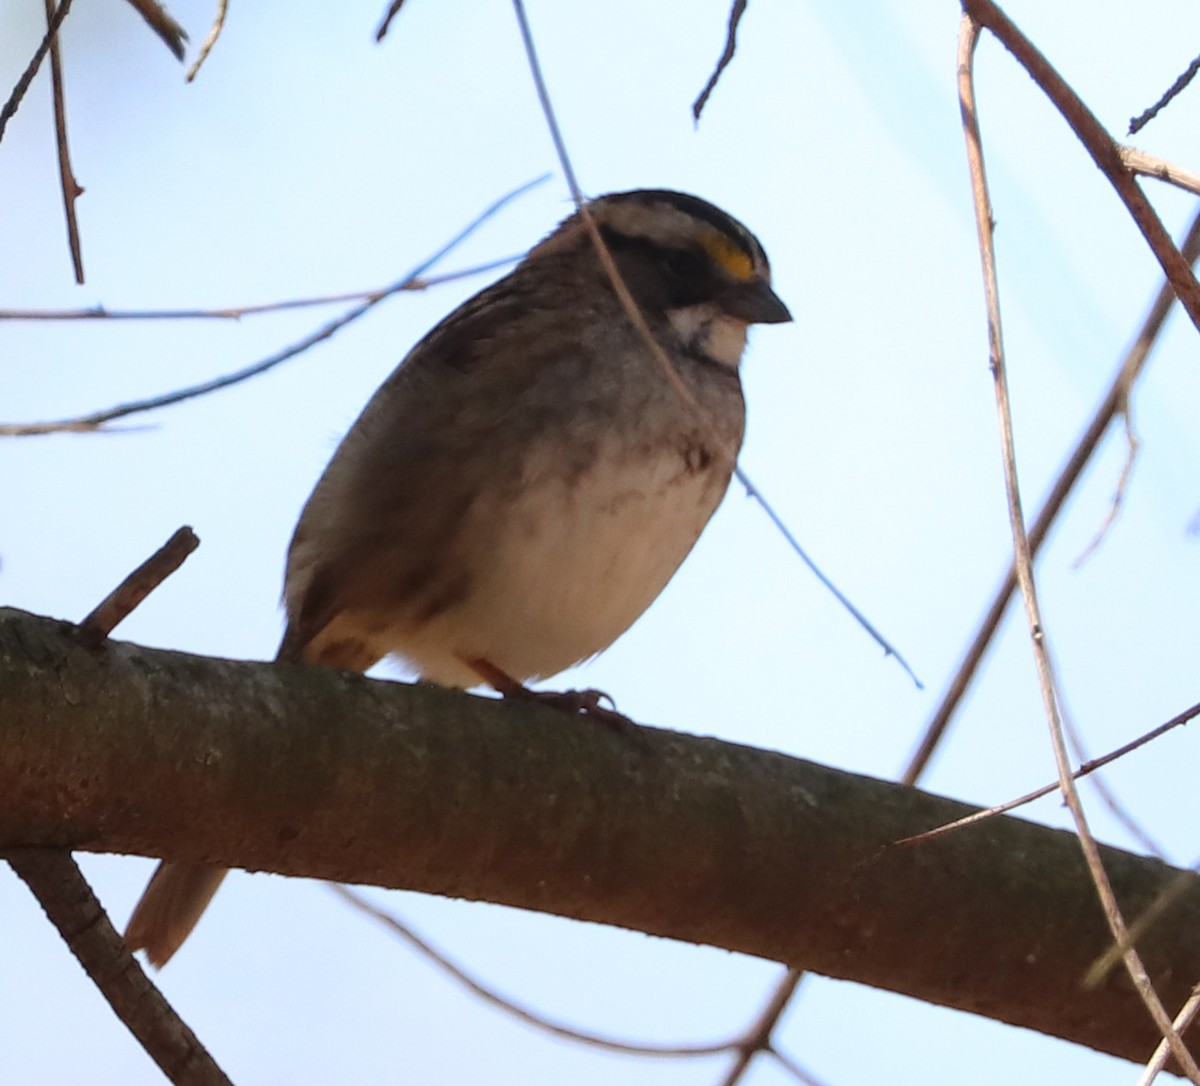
[124,862,228,968]
[123,627,376,967]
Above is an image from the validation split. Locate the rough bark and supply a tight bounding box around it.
[2,606,1198,1066]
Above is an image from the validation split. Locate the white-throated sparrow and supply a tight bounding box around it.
[125,188,791,965]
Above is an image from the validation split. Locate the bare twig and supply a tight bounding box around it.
[6,529,221,1084]
[0,258,517,323]
[5,850,230,1086]
[0,180,546,437]
[1087,863,1200,990]
[767,1047,834,1086]
[512,0,730,445]
[186,0,228,82]
[42,0,85,283]
[897,700,1200,847]
[906,206,1200,781]
[511,0,918,690]
[331,885,737,1057]
[0,0,74,144]
[734,467,923,688]
[716,968,802,1086]
[375,0,408,42]
[958,15,1200,1078]
[692,0,748,122]
[1137,984,1200,1086]
[1122,148,1200,197]
[76,526,200,648]
[1130,52,1200,135]
[510,6,917,1080]
[122,0,188,60]
[962,0,1200,335]
[1071,409,1139,568]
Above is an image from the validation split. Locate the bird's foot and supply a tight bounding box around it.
[461,656,638,735]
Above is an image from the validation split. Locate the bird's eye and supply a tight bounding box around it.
[662,249,705,282]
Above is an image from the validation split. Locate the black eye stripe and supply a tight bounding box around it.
[596,226,710,275]
[594,226,724,311]
[662,248,707,280]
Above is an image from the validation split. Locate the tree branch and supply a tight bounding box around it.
[3,606,1200,1067]
[5,849,230,1085]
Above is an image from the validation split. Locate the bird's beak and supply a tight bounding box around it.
[718,278,793,325]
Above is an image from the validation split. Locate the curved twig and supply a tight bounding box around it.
[962,0,1200,333]
[510,0,918,690]
[0,180,545,437]
[331,885,738,1057]
[958,14,1200,1079]
[906,206,1200,782]
[0,259,516,323]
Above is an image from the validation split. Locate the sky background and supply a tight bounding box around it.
[3,1,1200,1083]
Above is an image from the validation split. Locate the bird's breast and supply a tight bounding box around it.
[398,431,736,685]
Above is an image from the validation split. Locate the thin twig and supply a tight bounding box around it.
[0,180,546,436]
[1137,984,1200,1086]
[511,0,918,689]
[0,0,74,144]
[962,0,1200,335]
[1062,692,1200,992]
[122,0,188,61]
[716,968,802,1086]
[5,850,230,1086]
[76,526,200,648]
[1086,862,1200,990]
[692,0,748,122]
[510,7,918,1081]
[0,258,518,322]
[905,205,1200,781]
[42,0,85,283]
[897,699,1200,847]
[186,0,228,82]
[958,15,1200,1079]
[375,0,408,42]
[513,0,735,455]
[1122,148,1200,197]
[734,467,922,688]
[767,1046,834,1086]
[331,885,737,1057]
[1071,408,1139,568]
[1130,52,1200,135]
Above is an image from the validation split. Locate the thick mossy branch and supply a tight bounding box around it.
[2,606,1198,1065]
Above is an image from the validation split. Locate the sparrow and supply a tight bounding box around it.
[125,187,791,966]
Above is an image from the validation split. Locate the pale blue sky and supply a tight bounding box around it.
[3,1,1200,1083]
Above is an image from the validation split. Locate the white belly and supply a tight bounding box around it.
[392,443,730,686]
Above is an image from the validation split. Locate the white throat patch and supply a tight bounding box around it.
[668,304,749,369]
